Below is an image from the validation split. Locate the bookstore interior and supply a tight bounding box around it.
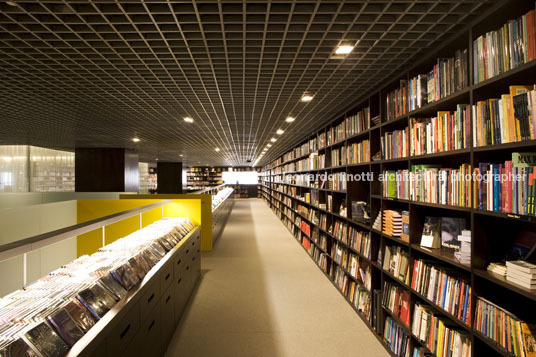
[1,0,536,356]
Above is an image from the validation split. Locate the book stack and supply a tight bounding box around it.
[412,303,472,357]
[454,230,471,264]
[474,297,536,357]
[383,245,411,285]
[373,211,382,231]
[411,259,472,325]
[383,281,411,327]
[486,262,507,277]
[382,210,403,238]
[506,260,536,289]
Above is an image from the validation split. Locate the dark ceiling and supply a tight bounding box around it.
[0,0,495,166]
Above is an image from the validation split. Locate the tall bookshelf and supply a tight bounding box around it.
[262,1,536,356]
[186,167,224,189]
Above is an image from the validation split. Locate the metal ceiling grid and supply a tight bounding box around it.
[0,0,495,166]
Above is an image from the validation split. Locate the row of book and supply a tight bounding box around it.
[347,140,371,164]
[474,296,536,357]
[349,227,371,259]
[382,244,412,286]
[387,48,469,121]
[349,283,371,320]
[0,218,195,357]
[412,303,472,357]
[382,127,409,160]
[331,220,347,243]
[472,86,536,146]
[383,281,411,327]
[384,317,411,357]
[383,164,473,208]
[473,7,536,84]
[331,147,346,167]
[345,107,371,137]
[411,259,472,325]
[474,154,536,215]
[409,48,469,111]
[411,105,471,156]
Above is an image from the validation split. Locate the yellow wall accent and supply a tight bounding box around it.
[119,194,213,251]
[76,199,162,256]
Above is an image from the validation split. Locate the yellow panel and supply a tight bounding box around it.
[76,199,163,256]
[120,194,213,251]
[141,207,162,227]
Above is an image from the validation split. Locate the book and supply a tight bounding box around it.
[98,273,128,301]
[421,216,441,248]
[63,299,96,332]
[401,211,410,243]
[24,321,70,357]
[76,287,111,319]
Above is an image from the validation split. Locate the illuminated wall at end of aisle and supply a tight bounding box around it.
[222,171,258,184]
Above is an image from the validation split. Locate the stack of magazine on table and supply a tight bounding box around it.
[0,217,195,357]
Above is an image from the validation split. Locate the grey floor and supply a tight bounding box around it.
[166,199,389,357]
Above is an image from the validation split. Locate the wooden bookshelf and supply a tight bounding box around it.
[262,0,536,355]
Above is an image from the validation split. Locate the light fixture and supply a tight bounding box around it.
[6,1,17,6]
[335,44,354,55]
[286,116,295,123]
[270,137,277,142]
[267,144,272,147]
[301,95,314,102]
[276,129,284,135]
[179,154,183,157]
[132,137,140,142]
[184,117,194,123]
[215,148,220,152]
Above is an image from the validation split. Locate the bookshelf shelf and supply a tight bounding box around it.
[473,330,515,357]
[473,269,536,302]
[410,244,471,272]
[262,1,536,355]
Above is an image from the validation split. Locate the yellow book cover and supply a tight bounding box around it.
[521,322,536,357]
[501,94,510,144]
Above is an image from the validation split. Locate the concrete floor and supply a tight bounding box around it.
[166,199,389,357]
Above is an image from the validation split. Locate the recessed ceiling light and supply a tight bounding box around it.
[179,154,183,157]
[215,148,220,152]
[301,95,314,102]
[267,144,272,147]
[335,45,354,55]
[6,1,17,6]
[286,116,295,123]
[184,117,194,123]
[156,158,158,161]
[276,129,284,135]
[270,137,277,142]
[132,137,140,142]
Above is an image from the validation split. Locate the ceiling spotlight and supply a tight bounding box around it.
[184,117,194,123]
[267,144,272,147]
[215,148,220,152]
[132,137,140,143]
[301,95,314,102]
[179,154,183,157]
[286,116,295,123]
[5,1,17,6]
[270,138,277,142]
[335,44,354,55]
[276,129,284,135]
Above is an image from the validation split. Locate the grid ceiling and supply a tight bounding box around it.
[0,0,495,166]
